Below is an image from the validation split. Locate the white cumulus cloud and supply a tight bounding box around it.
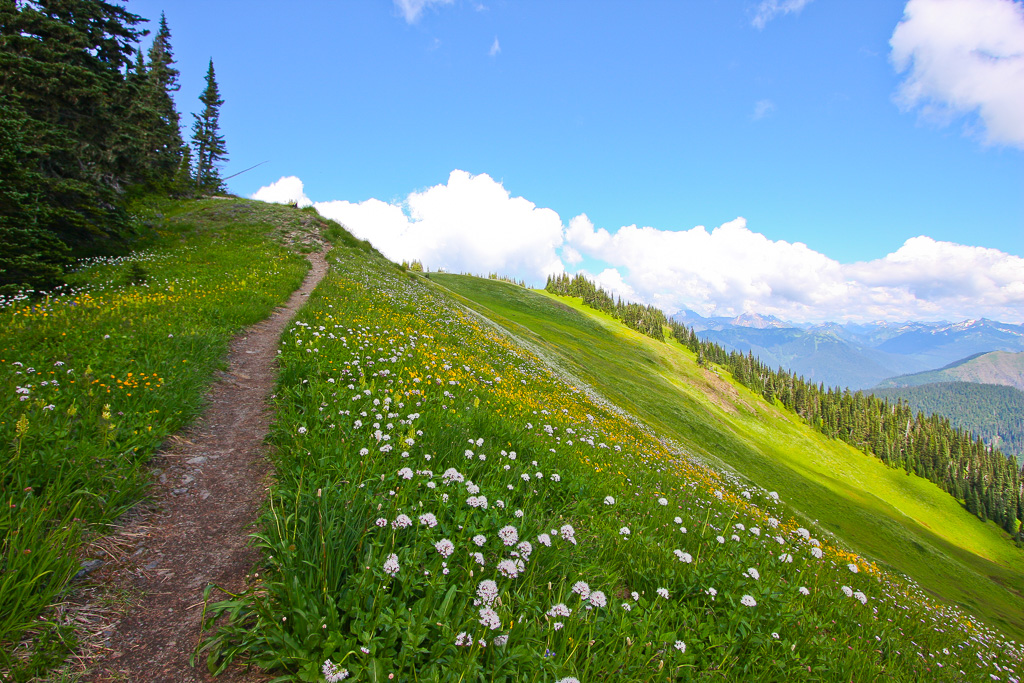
[250,176,312,207]
[489,36,501,56]
[563,216,844,318]
[251,171,1024,323]
[394,0,454,24]
[752,0,816,29]
[563,215,1024,322]
[890,0,1024,148]
[312,170,565,282]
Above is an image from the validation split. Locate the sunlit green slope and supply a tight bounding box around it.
[428,274,1024,640]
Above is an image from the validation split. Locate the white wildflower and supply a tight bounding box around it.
[498,525,519,546]
[435,538,454,558]
[547,603,572,617]
[674,549,693,564]
[572,581,591,599]
[479,606,501,630]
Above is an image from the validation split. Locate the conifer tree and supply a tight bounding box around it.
[0,102,71,294]
[191,59,227,193]
[172,143,195,197]
[0,0,143,245]
[143,12,184,184]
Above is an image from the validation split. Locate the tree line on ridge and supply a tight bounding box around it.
[547,272,1024,541]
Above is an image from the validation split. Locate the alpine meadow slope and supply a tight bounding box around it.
[0,198,321,677]
[428,276,1024,640]
[192,211,1022,682]
[6,197,1022,681]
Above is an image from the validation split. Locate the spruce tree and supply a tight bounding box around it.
[0,102,71,294]
[172,143,195,197]
[191,59,227,194]
[144,12,184,184]
[0,0,143,247]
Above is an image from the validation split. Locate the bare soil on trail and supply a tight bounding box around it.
[81,249,329,682]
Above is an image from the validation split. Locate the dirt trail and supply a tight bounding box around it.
[86,249,328,682]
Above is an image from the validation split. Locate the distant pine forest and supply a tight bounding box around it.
[871,382,1024,463]
[546,273,1024,538]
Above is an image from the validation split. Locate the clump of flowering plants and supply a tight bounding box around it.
[200,244,1023,682]
[0,199,309,667]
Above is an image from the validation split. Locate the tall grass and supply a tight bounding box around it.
[200,247,1022,681]
[0,198,310,673]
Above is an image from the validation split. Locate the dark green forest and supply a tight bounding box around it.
[548,273,1024,540]
[0,1,226,296]
[871,382,1024,463]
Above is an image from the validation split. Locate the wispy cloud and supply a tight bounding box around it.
[489,36,501,57]
[752,0,816,29]
[752,99,776,120]
[252,172,1024,323]
[890,0,1024,149]
[394,0,454,24]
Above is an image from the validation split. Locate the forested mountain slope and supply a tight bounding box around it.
[871,382,1024,462]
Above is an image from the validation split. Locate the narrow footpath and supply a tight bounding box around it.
[87,249,329,682]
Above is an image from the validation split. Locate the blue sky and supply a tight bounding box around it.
[130,0,1023,323]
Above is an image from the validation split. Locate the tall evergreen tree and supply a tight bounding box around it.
[143,12,183,184]
[0,102,71,294]
[172,142,195,197]
[191,59,227,193]
[0,0,145,246]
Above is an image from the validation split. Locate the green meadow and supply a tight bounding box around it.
[5,200,1023,681]
[0,199,313,675]
[428,273,1024,641]
[193,224,1022,681]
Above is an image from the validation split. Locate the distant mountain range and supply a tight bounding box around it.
[875,350,1024,392]
[672,312,1024,390]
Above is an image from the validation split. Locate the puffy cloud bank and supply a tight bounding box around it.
[890,0,1024,148]
[252,172,1024,323]
[313,171,565,282]
[562,216,1023,323]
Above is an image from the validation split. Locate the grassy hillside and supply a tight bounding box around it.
[427,275,1024,643]
[195,243,1021,681]
[9,200,1024,680]
[877,350,1024,392]
[0,198,321,675]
